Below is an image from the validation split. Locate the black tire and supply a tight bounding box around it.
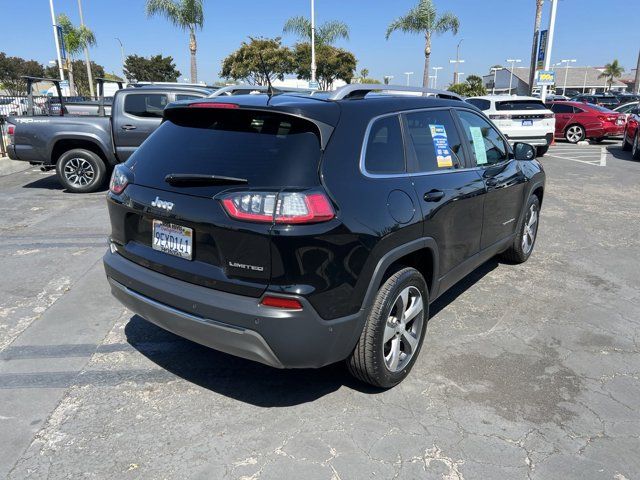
[56,148,107,193]
[500,195,541,264]
[347,267,428,388]
[622,130,632,151]
[564,124,586,143]
[633,132,640,161]
[536,146,549,157]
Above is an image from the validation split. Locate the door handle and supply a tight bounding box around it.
[423,190,445,202]
[121,124,137,131]
[485,178,498,187]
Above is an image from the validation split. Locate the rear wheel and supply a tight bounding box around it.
[347,267,428,388]
[56,149,107,193]
[633,132,640,161]
[500,195,540,264]
[565,124,585,143]
[536,146,549,157]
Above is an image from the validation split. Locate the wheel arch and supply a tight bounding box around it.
[50,135,111,167]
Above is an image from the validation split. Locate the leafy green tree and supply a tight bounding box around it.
[599,60,624,90]
[146,0,204,83]
[283,16,349,46]
[293,43,356,90]
[0,52,44,95]
[220,37,294,85]
[57,14,97,96]
[447,74,486,97]
[123,54,181,82]
[386,0,459,88]
[45,60,105,96]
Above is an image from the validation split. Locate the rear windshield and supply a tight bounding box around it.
[127,109,322,192]
[496,100,547,111]
[590,104,615,113]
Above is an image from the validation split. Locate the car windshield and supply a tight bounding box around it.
[495,100,547,111]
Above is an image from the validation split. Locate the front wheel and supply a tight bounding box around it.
[56,149,107,193]
[347,267,428,388]
[500,195,540,264]
[565,124,586,143]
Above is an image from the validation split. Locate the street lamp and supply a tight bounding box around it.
[582,66,589,93]
[48,0,65,81]
[506,58,522,94]
[310,0,317,86]
[429,75,437,88]
[559,59,577,96]
[432,66,443,89]
[540,0,559,102]
[490,67,503,94]
[403,71,414,86]
[450,38,465,84]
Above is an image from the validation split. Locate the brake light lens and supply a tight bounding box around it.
[543,113,555,119]
[188,102,239,109]
[221,191,335,224]
[260,296,303,310]
[7,124,15,144]
[109,164,132,195]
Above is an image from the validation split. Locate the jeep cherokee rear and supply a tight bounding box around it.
[104,84,545,388]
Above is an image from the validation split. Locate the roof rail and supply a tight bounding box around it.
[208,84,317,97]
[327,83,463,101]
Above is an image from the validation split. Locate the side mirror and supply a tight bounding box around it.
[514,142,536,161]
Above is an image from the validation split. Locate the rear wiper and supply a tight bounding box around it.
[164,174,248,187]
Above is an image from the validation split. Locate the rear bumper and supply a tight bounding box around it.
[103,250,364,369]
[504,132,553,147]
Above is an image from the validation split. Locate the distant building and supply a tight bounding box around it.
[483,66,627,96]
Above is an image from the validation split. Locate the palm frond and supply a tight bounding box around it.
[283,16,312,41]
[317,20,349,44]
[146,0,203,30]
[434,12,459,35]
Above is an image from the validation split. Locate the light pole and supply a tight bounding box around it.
[582,66,589,93]
[432,66,443,89]
[77,0,94,98]
[491,67,502,94]
[541,0,559,102]
[48,0,65,81]
[115,38,125,80]
[506,58,522,94]
[559,59,576,96]
[450,38,464,84]
[429,75,437,88]
[403,71,414,86]
[310,0,317,86]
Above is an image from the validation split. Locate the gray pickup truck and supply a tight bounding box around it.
[6,84,213,192]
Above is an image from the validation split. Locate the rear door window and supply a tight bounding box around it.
[404,110,465,172]
[551,103,574,114]
[363,115,405,174]
[124,93,168,118]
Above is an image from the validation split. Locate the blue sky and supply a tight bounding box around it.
[2,0,638,86]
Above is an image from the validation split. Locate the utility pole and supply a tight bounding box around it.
[528,0,544,95]
[432,66,443,89]
[77,0,94,98]
[560,59,576,96]
[115,38,125,79]
[403,71,414,86]
[540,0,558,103]
[450,39,464,85]
[310,0,317,86]
[634,49,640,94]
[49,0,65,81]
[506,58,522,94]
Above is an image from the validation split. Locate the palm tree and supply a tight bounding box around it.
[599,60,624,91]
[528,0,544,94]
[386,0,459,88]
[146,0,204,83]
[283,16,349,46]
[57,14,96,96]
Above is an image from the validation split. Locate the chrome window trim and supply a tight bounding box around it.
[359,106,485,179]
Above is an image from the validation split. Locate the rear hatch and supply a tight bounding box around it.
[111,104,327,297]
[489,99,554,135]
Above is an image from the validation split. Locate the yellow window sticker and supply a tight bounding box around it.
[428,124,453,168]
[469,126,488,165]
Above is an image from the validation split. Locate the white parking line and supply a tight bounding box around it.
[600,147,607,167]
[546,154,602,166]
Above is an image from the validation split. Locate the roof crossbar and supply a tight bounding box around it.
[208,85,318,97]
[327,83,463,101]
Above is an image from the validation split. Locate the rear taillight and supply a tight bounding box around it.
[109,164,133,195]
[597,115,618,123]
[260,295,303,310]
[188,102,239,109]
[221,191,335,224]
[544,113,555,119]
[7,124,15,144]
[489,114,511,120]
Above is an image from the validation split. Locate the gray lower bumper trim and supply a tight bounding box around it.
[109,277,284,368]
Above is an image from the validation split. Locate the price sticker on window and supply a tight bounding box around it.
[429,124,453,168]
[469,126,488,165]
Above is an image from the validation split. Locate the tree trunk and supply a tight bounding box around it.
[67,58,76,97]
[528,0,544,95]
[422,32,431,88]
[189,29,198,83]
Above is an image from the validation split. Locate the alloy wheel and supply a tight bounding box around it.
[522,203,539,254]
[383,286,424,372]
[63,158,95,187]
[566,126,584,143]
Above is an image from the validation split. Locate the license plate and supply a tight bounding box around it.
[522,120,533,126]
[152,220,193,260]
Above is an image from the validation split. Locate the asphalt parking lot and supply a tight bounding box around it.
[1,140,639,479]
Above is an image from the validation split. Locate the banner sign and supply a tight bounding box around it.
[57,25,67,60]
[536,70,556,86]
[536,30,548,70]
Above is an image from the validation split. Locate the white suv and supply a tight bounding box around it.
[466,95,555,156]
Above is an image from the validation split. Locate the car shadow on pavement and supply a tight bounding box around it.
[124,258,499,406]
[606,145,637,162]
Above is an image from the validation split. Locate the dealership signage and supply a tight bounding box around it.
[536,70,556,86]
[536,30,548,70]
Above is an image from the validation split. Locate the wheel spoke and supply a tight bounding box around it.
[403,295,423,323]
[387,337,401,371]
[401,330,419,354]
[383,323,396,343]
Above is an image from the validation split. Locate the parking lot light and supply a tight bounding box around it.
[403,71,414,86]
[560,59,577,96]
[506,59,522,95]
[432,66,443,89]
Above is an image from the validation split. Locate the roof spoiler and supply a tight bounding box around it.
[327,83,463,101]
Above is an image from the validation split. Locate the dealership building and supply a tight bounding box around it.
[482,66,627,96]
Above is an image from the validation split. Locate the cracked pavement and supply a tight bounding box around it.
[0,142,639,479]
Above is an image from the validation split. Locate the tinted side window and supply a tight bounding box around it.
[176,94,202,101]
[551,103,574,114]
[364,115,405,174]
[467,98,491,111]
[124,94,168,118]
[573,106,585,113]
[457,110,509,166]
[404,110,465,172]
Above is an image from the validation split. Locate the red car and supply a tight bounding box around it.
[546,101,626,143]
[622,103,640,160]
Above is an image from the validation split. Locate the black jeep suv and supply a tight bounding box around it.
[103,84,545,388]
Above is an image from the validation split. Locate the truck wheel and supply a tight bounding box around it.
[56,149,107,193]
[500,194,540,264]
[347,267,428,388]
